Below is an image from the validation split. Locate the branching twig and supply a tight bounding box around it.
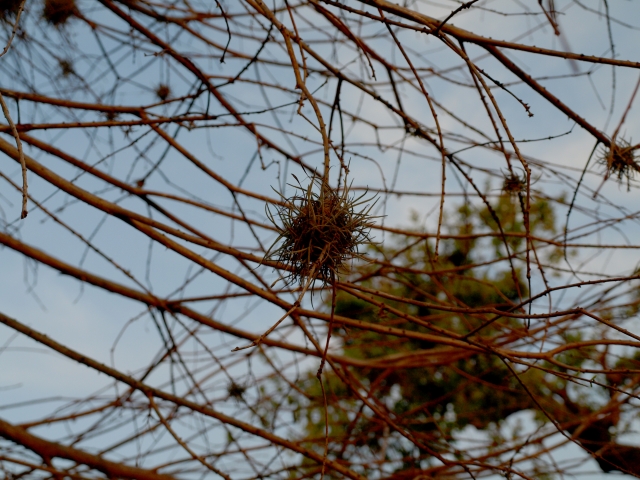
[0,91,27,218]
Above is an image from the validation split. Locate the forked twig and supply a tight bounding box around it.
[0,91,27,218]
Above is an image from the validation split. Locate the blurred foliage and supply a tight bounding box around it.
[280,194,639,477]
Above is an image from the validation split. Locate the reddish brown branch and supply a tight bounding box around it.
[0,417,175,480]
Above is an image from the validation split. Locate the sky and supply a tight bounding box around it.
[1,0,640,478]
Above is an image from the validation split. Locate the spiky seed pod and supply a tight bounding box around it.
[502,171,527,196]
[155,84,171,101]
[105,110,118,122]
[43,0,77,26]
[599,139,639,189]
[227,382,246,399]
[266,176,377,288]
[58,59,74,77]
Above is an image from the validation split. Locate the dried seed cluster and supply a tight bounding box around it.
[155,84,171,101]
[58,59,74,77]
[599,139,639,188]
[502,171,527,195]
[43,0,77,26]
[266,176,376,287]
[227,382,246,399]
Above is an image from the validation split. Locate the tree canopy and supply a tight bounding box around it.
[289,195,640,477]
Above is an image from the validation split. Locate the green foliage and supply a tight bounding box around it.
[282,194,604,476]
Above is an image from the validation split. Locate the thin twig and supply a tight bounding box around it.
[0,0,26,58]
[0,91,27,218]
[148,394,232,480]
[433,0,480,36]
